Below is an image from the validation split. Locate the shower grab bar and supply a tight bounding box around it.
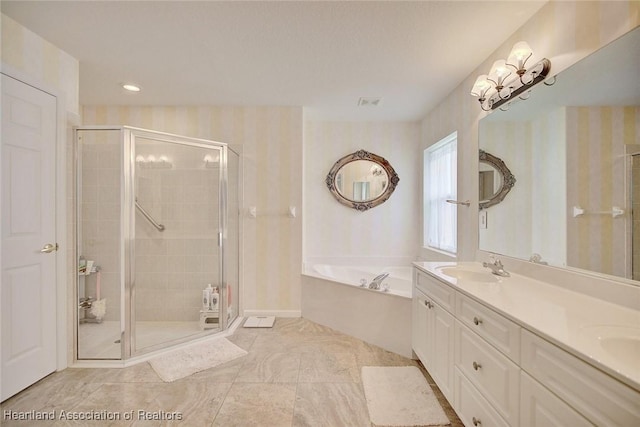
[135,199,165,231]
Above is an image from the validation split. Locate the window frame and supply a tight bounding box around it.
[423,132,458,255]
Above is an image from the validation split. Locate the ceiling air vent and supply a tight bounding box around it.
[358,97,382,107]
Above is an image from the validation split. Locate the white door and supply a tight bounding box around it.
[1,74,57,401]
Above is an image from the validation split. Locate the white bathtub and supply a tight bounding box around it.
[301,263,413,358]
[309,264,413,298]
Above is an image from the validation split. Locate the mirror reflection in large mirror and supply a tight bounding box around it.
[479,149,516,210]
[479,27,640,283]
[326,150,399,211]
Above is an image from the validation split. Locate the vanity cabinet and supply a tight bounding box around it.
[521,330,640,426]
[412,265,640,427]
[412,270,455,401]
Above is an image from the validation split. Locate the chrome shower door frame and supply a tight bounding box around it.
[125,127,229,358]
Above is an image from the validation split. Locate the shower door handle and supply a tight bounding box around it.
[40,243,59,253]
[218,232,222,247]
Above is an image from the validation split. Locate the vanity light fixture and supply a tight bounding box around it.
[471,41,552,111]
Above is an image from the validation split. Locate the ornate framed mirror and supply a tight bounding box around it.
[326,149,399,211]
[479,149,516,210]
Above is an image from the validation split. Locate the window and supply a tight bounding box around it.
[424,132,457,254]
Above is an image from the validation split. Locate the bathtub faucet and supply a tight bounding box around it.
[369,272,390,290]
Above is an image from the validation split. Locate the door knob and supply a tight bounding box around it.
[40,243,58,253]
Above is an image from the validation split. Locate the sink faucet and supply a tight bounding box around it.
[483,256,510,277]
[369,272,390,290]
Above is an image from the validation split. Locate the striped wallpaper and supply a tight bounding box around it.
[420,0,640,273]
[1,14,79,114]
[303,121,420,265]
[566,106,639,278]
[82,106,303,315]
[479,108,567,267]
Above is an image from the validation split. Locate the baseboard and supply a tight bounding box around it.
[242,310,301,318]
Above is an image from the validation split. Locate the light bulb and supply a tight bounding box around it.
[471,74,491,97]
[488,60,512,89]
[507,41,533,70]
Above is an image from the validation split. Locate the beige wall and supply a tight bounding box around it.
[303,121,420,265]
[1,14,79,115]
[566,106,639,278]
[82,106,303,315]
[420,1,640,264]
[479,108,567,267]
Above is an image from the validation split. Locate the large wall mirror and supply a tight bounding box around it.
[326,149,399,211]
[479,26,640,283]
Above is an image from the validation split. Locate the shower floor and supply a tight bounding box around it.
[78,320,217,359]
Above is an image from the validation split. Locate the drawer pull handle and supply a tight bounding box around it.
[472,361,482,371]
[424,300,433,309]
[473,316,482,325]
[472,417,481,426]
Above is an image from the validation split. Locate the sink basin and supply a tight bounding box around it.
[436,266,499,283]
[579,325,640,368]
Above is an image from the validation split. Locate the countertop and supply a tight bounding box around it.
[413,261,640,392]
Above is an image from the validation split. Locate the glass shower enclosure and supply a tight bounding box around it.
[75,126,240,360]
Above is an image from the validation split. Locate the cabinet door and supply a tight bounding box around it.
[431,303,455,401]
[520,372,593,427]
[412,290,431,364]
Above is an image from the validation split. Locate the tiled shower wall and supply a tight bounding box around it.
[134,142,221,321]
[78,132,223,323]
[78,130,121,322]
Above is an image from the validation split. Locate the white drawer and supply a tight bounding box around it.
[455,321,520,425]
[521,329,640,427]
[454,367,510,427]
[415,269,455,313]
[456,292,520,363]
[520,371,593,427]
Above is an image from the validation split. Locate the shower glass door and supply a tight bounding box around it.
[76,128,124,359]
[224,149,240,327]
[130,131,224,355]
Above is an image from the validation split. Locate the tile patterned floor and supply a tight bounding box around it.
[1,318,463,427]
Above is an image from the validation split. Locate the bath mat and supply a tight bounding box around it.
[362,366,450,426]
[148,337,247,382]
[243,316,275,328]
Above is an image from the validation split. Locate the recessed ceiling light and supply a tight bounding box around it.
[122,83,141,92]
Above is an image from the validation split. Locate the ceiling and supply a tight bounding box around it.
[2,1,548,121]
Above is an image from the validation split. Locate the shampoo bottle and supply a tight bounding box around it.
[205,284,214,310]
[202,284,212,310]
[211,286,219,310]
